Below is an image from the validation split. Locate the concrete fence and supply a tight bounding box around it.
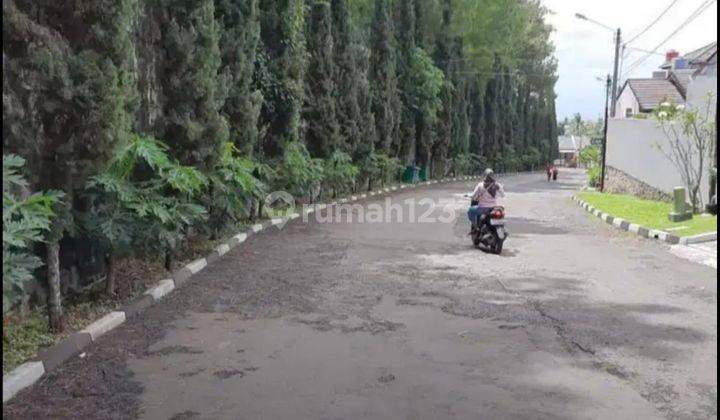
[606,117,711,204]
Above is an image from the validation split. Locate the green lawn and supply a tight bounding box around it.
[578,192,717,237]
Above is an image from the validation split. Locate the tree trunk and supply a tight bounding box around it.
[105,253,116,296]
[165,249,173,271]
[47,241,64,332]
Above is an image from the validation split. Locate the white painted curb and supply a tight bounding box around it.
[144,279,175,301]
[185,258,207,274]
[233,232,247,243]
[80,311,126,342]
[251,223,264,232]
[2,362,44,403]
[216,243,231,256]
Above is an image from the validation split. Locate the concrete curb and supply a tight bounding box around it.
[2,362,44,403]
[144,279,175,301]
[80,311,127,342]
[573,195,682,245]
[679,231,717,245]
[1,171,498,403]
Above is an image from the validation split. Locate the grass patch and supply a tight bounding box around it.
[3,313,54,374]
[578,192,717,237]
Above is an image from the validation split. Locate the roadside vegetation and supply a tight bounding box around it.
[578,144,602,187]
[3,0,559,372]
[579,192,717,237]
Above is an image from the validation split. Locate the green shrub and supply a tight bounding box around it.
[579,145,601,167]
[3,154,63,312]
[275,141,324,199]
[358,152,381,190]
[587,166,601,187]
[323,151,359,197]
[453,154,472,175]
[375,154,403,186]
[83,135,208,292]
[205,142,266,236]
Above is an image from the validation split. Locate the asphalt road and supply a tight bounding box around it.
[4,170,717,420]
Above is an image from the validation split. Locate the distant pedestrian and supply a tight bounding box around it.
[545,164,552,181]
[552,166,558,181]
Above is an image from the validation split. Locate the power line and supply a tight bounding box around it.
[623,0,679,46]
[623,46,666,57]
[622,0,716,77]
[623,0,716,76]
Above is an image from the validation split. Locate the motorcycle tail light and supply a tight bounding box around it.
[491,210,504,219]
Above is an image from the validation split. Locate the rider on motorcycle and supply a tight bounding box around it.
[468,169,505,232]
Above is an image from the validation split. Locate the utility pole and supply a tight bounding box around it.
[575,14,622,118]
[600,75,611,192]
[610,28,621,118]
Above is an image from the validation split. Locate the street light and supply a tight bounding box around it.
[575,12,622,118]
[574,13,615,32]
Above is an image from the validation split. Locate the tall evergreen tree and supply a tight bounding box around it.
[369,0,399,155]
[395,0,417,165]
[331,0,362,154]
[159,0,228,170]
[483,57,502,166]
[216,0,263,156]
[430,2,453,176]
[257,0,307,157]
[451,80,470,157]
[355,44,377,160]
[468,79,485,158]
[304,0,340,158]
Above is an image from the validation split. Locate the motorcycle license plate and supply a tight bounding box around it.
[490,219,504,226]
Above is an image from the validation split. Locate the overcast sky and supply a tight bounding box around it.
[543,0,717,121]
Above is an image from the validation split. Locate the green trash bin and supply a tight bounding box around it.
[402,166,420,183]
[418,167,428,182]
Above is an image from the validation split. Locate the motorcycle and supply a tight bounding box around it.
[470,206,507,254]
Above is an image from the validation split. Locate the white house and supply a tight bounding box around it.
[614,77,684,118]
[614,42,717,119]
[557,135,590,167]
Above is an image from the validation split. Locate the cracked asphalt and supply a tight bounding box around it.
[4,170,717,420]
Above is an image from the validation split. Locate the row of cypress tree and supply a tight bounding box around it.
[3,0,558,325]
[4,0,558,196]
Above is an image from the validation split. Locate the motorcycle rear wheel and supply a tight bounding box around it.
[493,241,503,254]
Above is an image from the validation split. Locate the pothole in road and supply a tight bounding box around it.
[213,369,245,379]
[146,345,204,357]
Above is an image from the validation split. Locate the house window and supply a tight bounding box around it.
[625,108,633,118]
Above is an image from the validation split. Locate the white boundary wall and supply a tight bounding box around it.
[606,118,711,203]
